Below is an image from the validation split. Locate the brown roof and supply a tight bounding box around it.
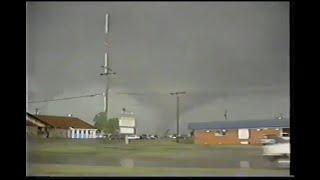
[26,121,37,127]
[30,114,96,129]
[27,113,53,127]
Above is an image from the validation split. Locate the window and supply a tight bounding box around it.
[214,130,226,136]
[222,129,227,135]
[256,129,261,131]
[283,128,290,134]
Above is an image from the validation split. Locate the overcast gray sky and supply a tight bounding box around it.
[27,2,289,135]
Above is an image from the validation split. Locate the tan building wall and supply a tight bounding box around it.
[26,126,39,137]
[48,128,68,138]
[249,129,281,145]
[26,126,69,138]
[194,128,282,145]
[26,126,50,138]
[26,126,98,139]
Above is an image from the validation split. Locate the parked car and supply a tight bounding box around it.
[262,138,290,168]
[148,134,158,139]
[178,134,189,140]
[110,134,125,140]
[260,134,277,145]
[127,134,140,140]
[140,134,148,139]
[168,134,177,139]
[96,133,105,139]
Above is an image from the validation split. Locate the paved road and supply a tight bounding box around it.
[27,163,290,176]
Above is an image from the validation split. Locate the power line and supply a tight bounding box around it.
[28,93,102,104]
[27,90,179,104]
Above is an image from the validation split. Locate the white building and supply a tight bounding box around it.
[26,112,98,139]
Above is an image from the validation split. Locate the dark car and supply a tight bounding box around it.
[177,134,189,140]
[110,134,125,140]
[140,134,148,139]
[154,135,159,139]
[149,134,159,139]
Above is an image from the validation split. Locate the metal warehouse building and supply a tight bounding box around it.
[188,119,290,145]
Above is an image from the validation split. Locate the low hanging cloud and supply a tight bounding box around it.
[27,2,289,134]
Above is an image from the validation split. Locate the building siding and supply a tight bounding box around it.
[48,128,69,138]
[194,128,281,145]
[26,126,39,137]
[26,126,69,138]
[26,113,98,139]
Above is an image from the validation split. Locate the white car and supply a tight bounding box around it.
[168,134,177,139]
[261,135,290,145]
[263,142,290,156]
[262,138,290,168]
[260,135,277,145]
[261,138,276,145]
[127,135,140,140]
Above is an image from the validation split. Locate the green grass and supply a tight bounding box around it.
[27,139,263,163]
[28,141,261,162]
[27,139,290,176]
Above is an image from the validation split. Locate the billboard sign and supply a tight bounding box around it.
[119,127,135,134]
[119,117,135,127]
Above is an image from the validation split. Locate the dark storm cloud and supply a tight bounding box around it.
[27,2,289,134]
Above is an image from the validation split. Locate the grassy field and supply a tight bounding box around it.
[27,138,290,176]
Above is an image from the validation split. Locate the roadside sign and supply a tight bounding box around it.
[119,116,136,144]
[119,117,135,127]
[119,127,135,134]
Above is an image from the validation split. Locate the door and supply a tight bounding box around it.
[238,128,250,144]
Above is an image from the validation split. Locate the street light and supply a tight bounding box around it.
[169,91,186,143]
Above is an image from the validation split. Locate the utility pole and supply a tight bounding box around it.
[170,91,186,143]
[100,13,116,117]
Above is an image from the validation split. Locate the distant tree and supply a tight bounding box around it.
[106,118,120,135]
[93,112,119,135]
[190,129,195,137]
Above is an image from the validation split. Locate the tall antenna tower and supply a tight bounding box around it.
[100,13,116,116]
